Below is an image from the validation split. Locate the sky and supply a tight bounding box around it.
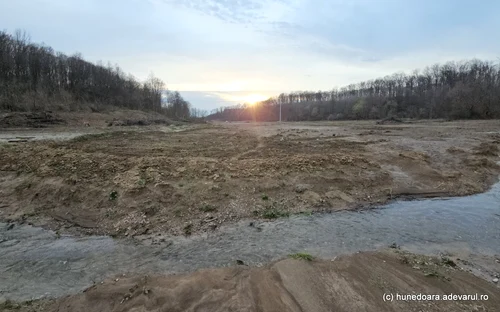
[1,0,500,111]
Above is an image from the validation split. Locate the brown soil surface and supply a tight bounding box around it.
[0,109,174,128]
[0,120,499,237]
[3,250,499,312]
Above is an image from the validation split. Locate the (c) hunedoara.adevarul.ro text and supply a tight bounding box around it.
[383,293,489,302]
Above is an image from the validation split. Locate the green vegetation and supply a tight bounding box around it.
[199,205,217,212]
[0,299,19,310]
[262,207,289,219]
[441,257,457,267]
[296,210,313,216]
[109,190,118,201]
[183,224,193,236]
[261,194,269,200]
[289,253,314,261]
[424,270,440,278]
[399,255,410,264]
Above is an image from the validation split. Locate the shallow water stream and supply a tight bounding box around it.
[1,181,499,301]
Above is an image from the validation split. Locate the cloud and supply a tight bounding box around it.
[162,0,289,24]
[179,90,281,111]
[2,0,500,110]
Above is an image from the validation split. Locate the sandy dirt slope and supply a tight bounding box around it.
[3,250,499,312]
[0,120,498,237]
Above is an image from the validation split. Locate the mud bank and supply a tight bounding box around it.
[1,181,499,302]
[3,250,500,312]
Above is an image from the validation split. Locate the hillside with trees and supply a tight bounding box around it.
[208,59,500,121]
[0,30,192,120]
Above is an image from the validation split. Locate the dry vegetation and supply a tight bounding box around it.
[0,120,498,238]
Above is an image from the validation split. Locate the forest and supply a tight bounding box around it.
[0,30,191,119]
[2,28,499,122]
[208,59,500,121]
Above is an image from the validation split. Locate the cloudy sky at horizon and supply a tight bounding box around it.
[1,0,499,111]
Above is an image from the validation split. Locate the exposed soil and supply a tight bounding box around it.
[0,111,65,128]
[0,120,499,237]
[3,250,499,312]
[0,109,174,128]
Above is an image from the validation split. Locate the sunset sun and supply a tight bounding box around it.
[243,94,268,105]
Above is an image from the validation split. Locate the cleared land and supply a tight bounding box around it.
[0,119,499,237]
[3,250,500,312]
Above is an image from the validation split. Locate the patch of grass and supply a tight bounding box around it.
[262,207,290,219]
[296,210,313,216]
[0,299,20,310]
[178,183,184,187]
[109,190,118,201]
[105,209,117,218]
[289,253,314,261]
[137,178,146,187]
[399,255,410,264]
[236,259,245,265]
[261,194,269,200]
[173,209,182,217]
[424,270,440,278]
[389,242,400,249]
[441,257,457,267]
[199,205,217,212]
[143,206,159,217]
[183,224,193,236]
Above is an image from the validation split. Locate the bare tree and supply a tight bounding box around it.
[207,59,500,121]
[0,30,166,114]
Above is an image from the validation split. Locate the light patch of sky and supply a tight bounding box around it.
[1,0,500,110]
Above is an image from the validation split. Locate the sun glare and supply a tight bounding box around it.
[244,94,268,105]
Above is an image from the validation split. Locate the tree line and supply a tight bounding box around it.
[207,59,500,121]
[0,29,193,119]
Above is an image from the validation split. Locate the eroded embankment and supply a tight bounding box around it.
[3,250,500,312]
[0,180,499,302]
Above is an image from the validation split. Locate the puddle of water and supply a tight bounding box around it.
[1,181,499,301]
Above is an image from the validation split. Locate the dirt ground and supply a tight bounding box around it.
[0,119,499,237]
[0,109,174,128]
[3,250,499,312]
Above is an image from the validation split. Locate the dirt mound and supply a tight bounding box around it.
[7,250,500,312]
[0,112,65,128]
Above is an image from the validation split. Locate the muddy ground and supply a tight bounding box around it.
[2,250,499,312]
[0,109,175,128]
[0,120,499,237]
